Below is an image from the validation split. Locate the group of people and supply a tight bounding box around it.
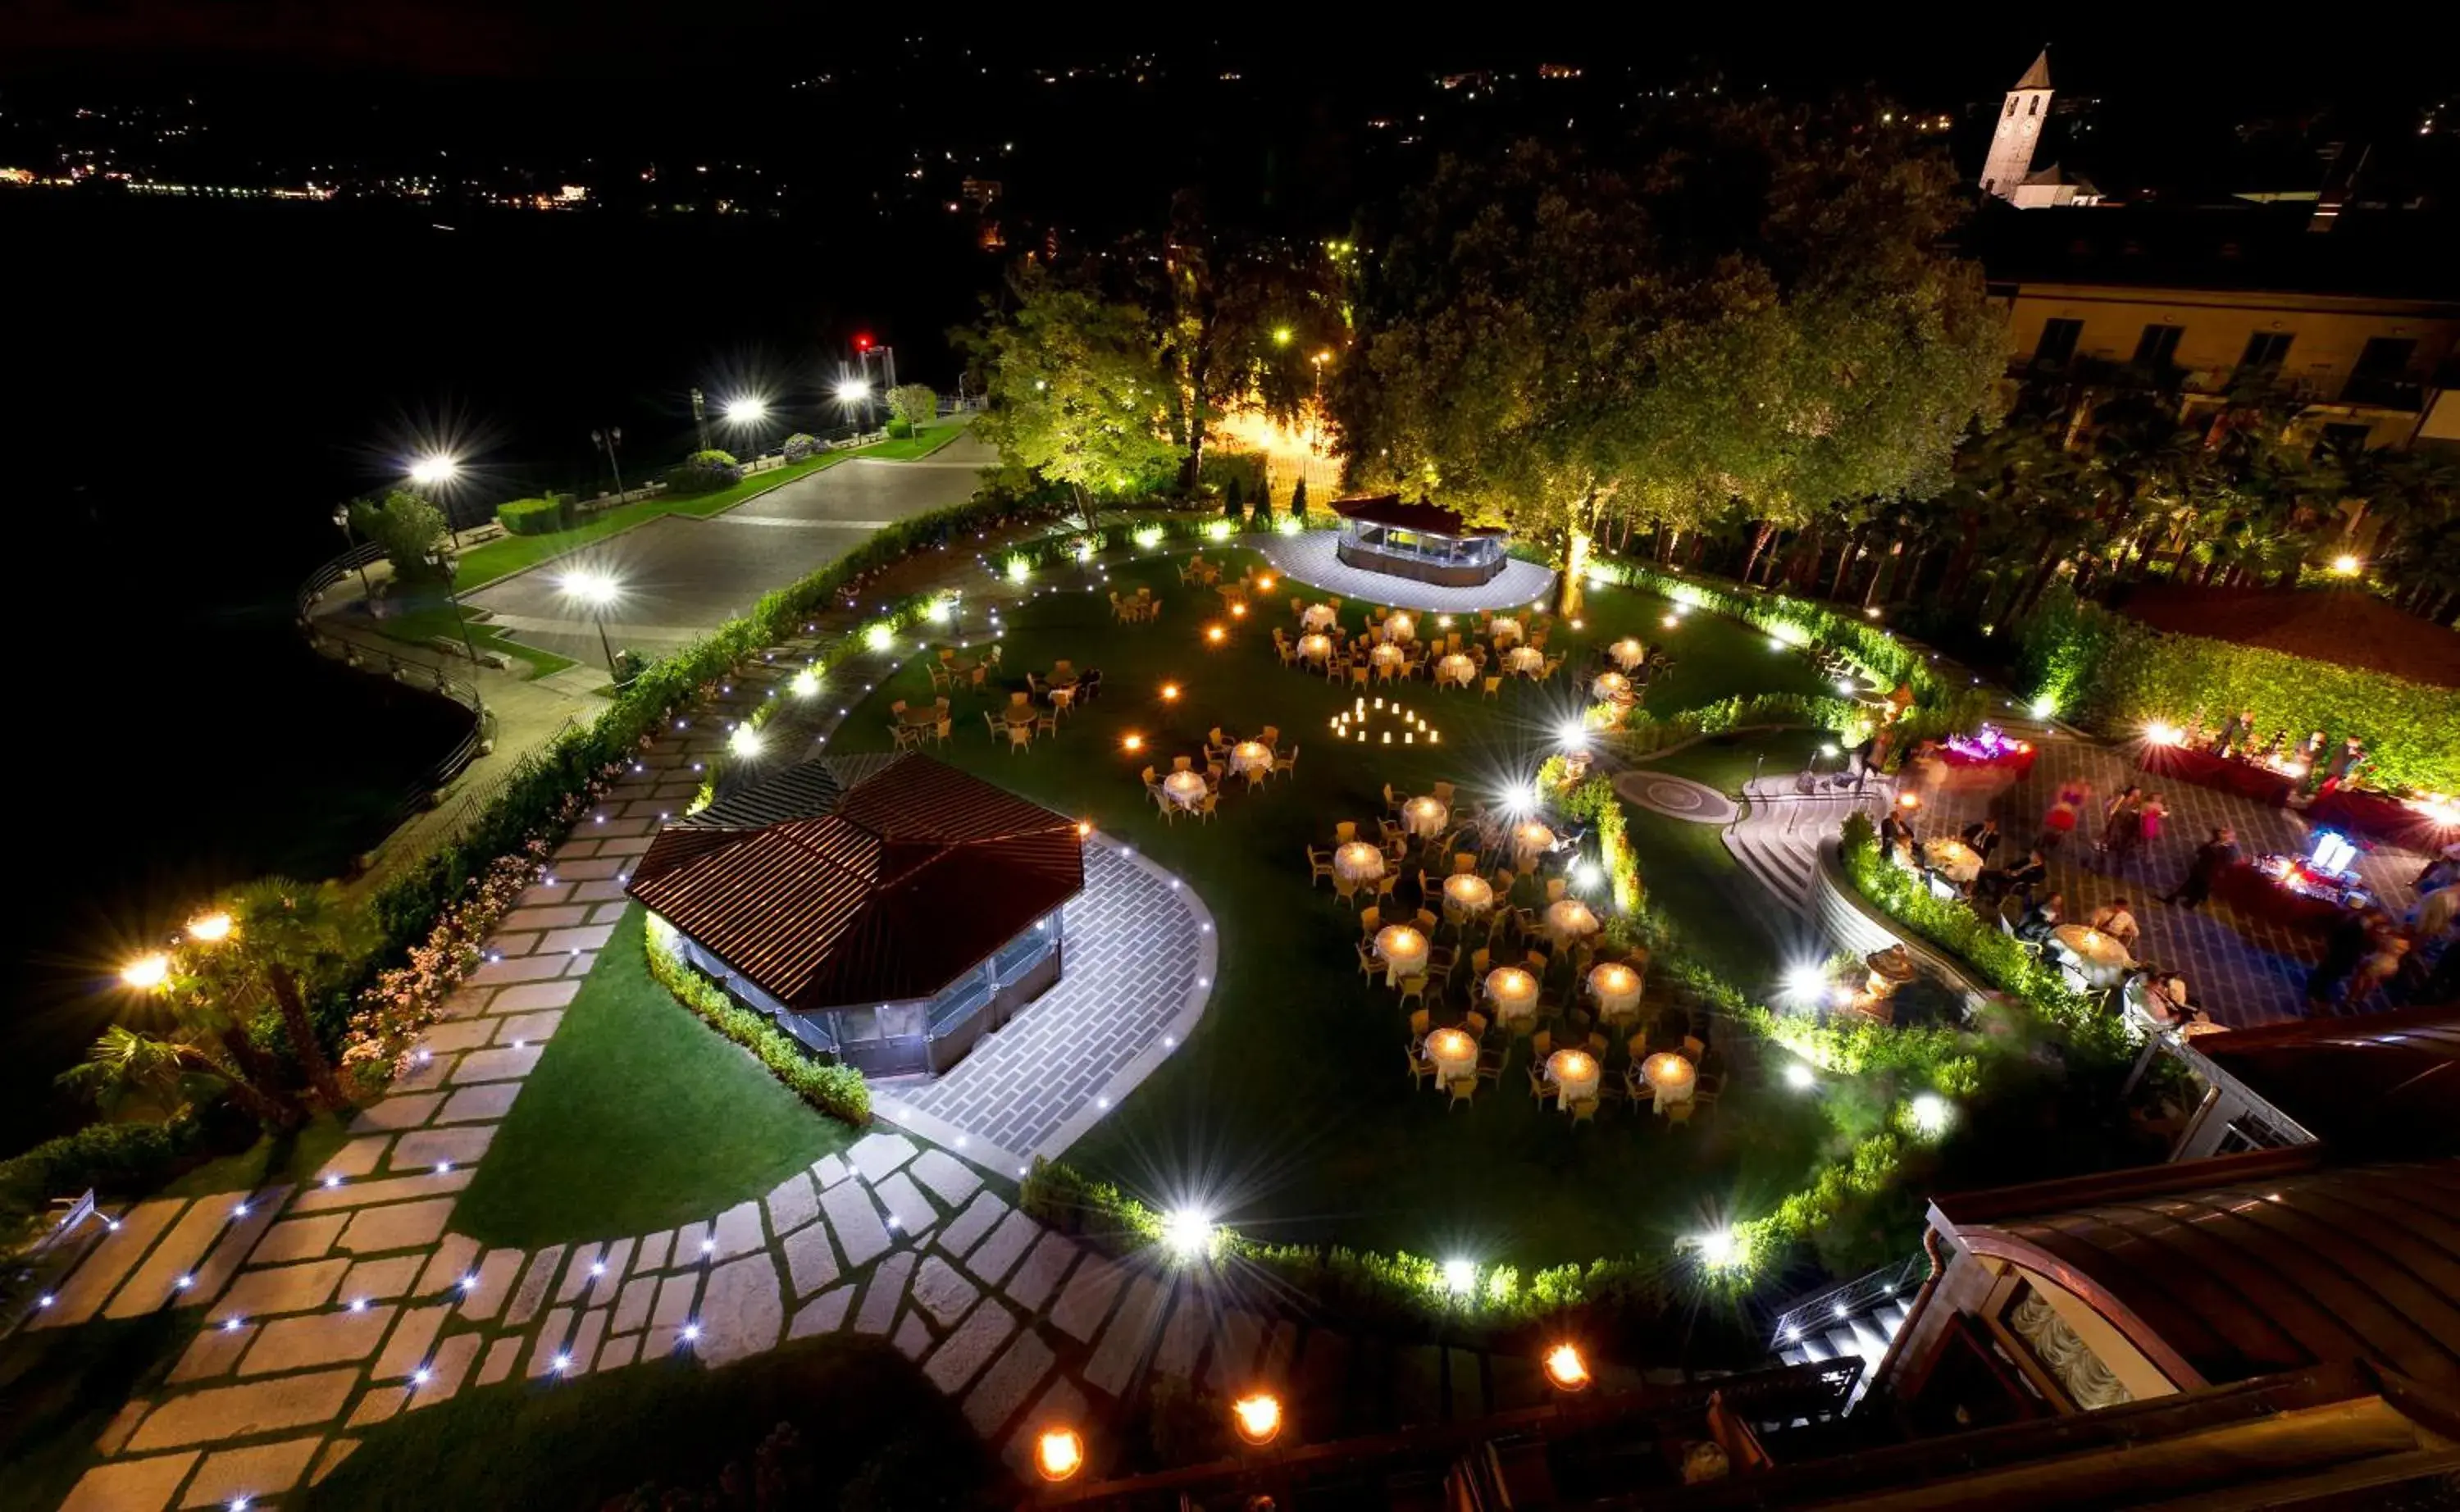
[2303,843,2460,1011]
[2194,710,2371,795]
[2035,780,2169,863]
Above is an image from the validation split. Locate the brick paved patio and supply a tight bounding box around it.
[884,840,1214,1166]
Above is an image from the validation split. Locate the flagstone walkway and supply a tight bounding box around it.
[29,623,1246,1510]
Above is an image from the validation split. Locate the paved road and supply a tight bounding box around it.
[465,432,995,667]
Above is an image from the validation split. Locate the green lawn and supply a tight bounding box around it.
[450,907,858,1247]
[848,420,968,461]
[301,1332,1000,1511]
[157,1113,356,1203]
[1617,730,1831,983]
[368,599,576,680]
[827,551,1836,1268]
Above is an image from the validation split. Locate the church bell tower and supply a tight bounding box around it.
[1980,50,2054,202]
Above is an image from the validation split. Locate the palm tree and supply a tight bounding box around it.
[227,877,360,1111]
[61,1025,295,1127]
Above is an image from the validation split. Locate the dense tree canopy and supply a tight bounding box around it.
[1335,102,2009,608]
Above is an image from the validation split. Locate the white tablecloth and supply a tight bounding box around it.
[1230,741,1273,777]
[1923,839,1983,885]
[1546,1049,1601,1106]
[1298,633,1332,662]
[1375,925,1430,986]
[1445,874,1496,918]
[1608,639,1647,672]
[1424,1029,1478,1086]
[1639,1051,1696,1114]
[1588,963,1643,1026]
[1384,613,1417,643]
[1404,797,1450,840]
[1591,672,1633,704]
[1370,644,1405,670]
[1334,842,1386,884]
[1483,966,1538,1025]
[2052,925,2133,988]
[1301,604,1337,632]
[1546,899,1601,946]
[1162,772,1207,809]
[1505,646,1544,675]
[1435,654,1474,687]
[1512,822,1556,868]
[1490,617,1524,647]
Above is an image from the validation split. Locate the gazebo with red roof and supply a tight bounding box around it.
[627,753,1086,1077]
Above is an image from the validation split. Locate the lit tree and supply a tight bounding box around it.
[224,878,362,1111]
[886,384,939,430]
[349,490,450,582]
[960,266,1179,533]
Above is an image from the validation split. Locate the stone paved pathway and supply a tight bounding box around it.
[24,619,1237,1510]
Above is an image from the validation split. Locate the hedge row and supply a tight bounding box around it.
[645,927,870,1127]
[1,1119,203,1233]
[495,495,572,535]
[1588,557,1947,704]
[2015,587,2460,795]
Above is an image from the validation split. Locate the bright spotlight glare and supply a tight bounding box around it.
[2332,553,2362,576]
[1911,1092,1950,1135]
[790,669,820,698]
[863,623,894,651]
[407,454,460,487]
[2029,697,2057,720]
[1784,1063,1815,1090]
[1574,861,1601,888]
[836,380,871,403]
[1783,964,1829,1005]
[1443,1259,1476,1294]
[926,597,953,623]
[1696,1229,1742,1269]
[560,570,619,607]
[185,911,234,943]
[1164,1208,1214,1259]
[121,953,172,991]
[723,397,768,424]
[1559,721,1589,747]
[728,725,764,758]
[1231,1393,1283,1446]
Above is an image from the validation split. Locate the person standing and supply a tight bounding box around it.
[2213,709,2255,757]
[2318,737,2367,796]
[2098,786,2143,854]
[2039,792,2080,854]
[2162,827,2239,909]
[2306,907,2376,1009]
[2121,792,2166,864]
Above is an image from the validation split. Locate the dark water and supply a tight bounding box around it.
[6,191,991,1151]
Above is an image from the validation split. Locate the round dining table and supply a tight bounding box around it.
[1370,643,1405,671]
[1297,632,1332,663]
[1545,899,1601,947]
[1922,838,1984,886]
[1301,603,1338,632]
[1435,654,1474,687]
[1403,796,1450,840]
[1424,1027,1479,1086]
[1512,822,1556,869]
[1162,771,1208,809]
[1384,613,1417,644]
[1504,645,1544,676]
[1590,671,1634,704]
[1588,961,1644,1027]
[2052,924,2134,988]
[1639,1051,1697,1114]
[1545,1049,1601,1108]
[1490,617,1524,647]
[1483,965,1538,1025]
[1444,873,1496,921]
[1230,740,1273,778]
[1334,842,1387,884]
[1608,638,1647,672]
[1374,925,1430,986]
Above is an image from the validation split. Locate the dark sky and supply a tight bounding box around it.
[7,3,2454,111]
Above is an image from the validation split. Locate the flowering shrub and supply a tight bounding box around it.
[338,840,546,1092]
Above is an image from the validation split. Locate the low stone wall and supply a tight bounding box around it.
[1810,840,1993,1014]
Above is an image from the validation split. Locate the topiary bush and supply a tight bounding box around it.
[495,497,569,536]
[886,418,914,439]
[665,449,743,496]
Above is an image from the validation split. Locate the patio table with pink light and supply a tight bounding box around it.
[1511,821,1556,869]
[1444,873,1496,923]
[1382,612,1418,643]
[1489,617,1524,647]
[1504,646,1543,675]
[1162,771,1208,809]
[1369,643,1405,672]
[1590,670,1635,704]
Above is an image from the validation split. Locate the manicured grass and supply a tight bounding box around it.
[1619,730,1831,983]
[848,420,968,461]
[451,907,857,1247]
[157,1112,355,1203]
[451,453,853,592]
[369,599,577,679]
[300,1332,1001,1511]
[831,552,1836,1267]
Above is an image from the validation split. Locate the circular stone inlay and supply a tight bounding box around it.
[1613,772,1739,825]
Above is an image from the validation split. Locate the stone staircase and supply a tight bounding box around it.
[1721,777,1884,929]
[1767,1255,1929,1411]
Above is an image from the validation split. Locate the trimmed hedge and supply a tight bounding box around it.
[2016,586,2460,794]
[495,496,569,535]
[645,928,870,1127]
[665,449,744,495]
[1590,558,1946,705]
[0,1118,202,1231]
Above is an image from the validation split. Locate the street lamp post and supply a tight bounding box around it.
[592,427,627,501]
[690,388,710,453]
[836,378,873,444]
[423,545,486,714]
[561,570,623,681]
[330,504,374,598]
[722,397,771,458]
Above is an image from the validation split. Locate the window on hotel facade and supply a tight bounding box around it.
[2238,330,2294,371]
[2033,318,2084,367]
[2131,323,2185,370]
